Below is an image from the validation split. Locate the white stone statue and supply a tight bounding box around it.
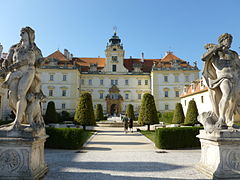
[1,26,45,131]
[200,33,240,132]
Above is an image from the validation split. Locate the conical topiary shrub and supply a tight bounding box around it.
[44,101,58,124]
[95,104,104,121]
[172,103,185,124]
[74,92,96,130]
[184,99,199,125]
[138,93,158,130]
[126,104,135,120]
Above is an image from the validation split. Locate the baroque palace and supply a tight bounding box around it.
[0,33,199,119]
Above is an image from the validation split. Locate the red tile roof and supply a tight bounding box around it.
[45,50,195,72]
[47,50,68,62]
[180,80,208,98]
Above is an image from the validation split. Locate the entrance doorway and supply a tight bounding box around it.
[110,104,117,116]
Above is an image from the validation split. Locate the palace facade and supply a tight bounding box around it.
[40,32,199,116]
[0,32,199,120]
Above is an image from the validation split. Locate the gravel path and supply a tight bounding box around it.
[44,127,210,180]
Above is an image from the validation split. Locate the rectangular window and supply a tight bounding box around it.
[50,74,54,81]
[138,94,141,100]
[125,79,129,85]
[111,80,118,85]
[165,104,169,110]
[100,79,104,85]
[125,94,129,99]
[49,90,53,96]
[175,91,179,97]
[63,74,67,81]
[62,103,66,109]
[175,75,179,82]
[184,100,186,106]
[89,79,92,85]
[112,64,117,72]
[145,80,148,85]
[164,91,169,97]
[81,79,84,85]
[164,76,168,82]
[62,90,66,96]
[201,96,204,103]
[138,80,141,85]
[100,93,103,99]
[185,75,189,82]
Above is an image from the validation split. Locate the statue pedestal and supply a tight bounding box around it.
[0,126,48,179]
[196,129,240,180]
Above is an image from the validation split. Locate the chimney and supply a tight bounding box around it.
[141,52,144,62]
[64,49,70,60]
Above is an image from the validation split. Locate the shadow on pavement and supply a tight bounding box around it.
[83,147,112,151]
[97,133,142,136]
[46,161,185,172]
[88,141,149,145]
[44,171,211,180]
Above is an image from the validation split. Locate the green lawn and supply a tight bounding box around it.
[141,130,155,143]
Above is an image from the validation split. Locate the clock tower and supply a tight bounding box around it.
[103,32,128,73]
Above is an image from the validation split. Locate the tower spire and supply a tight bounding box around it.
[113,26,117,35]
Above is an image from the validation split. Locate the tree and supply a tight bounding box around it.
[172,103,185,124]
[95,104,104,121]
[184,99,199,125]
[126,104,135,120]
[44,101,58,124]
[138,93,158,130]
[74,92,95,130]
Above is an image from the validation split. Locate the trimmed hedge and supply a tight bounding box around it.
[45,127,93,149]
[155,127,202,149]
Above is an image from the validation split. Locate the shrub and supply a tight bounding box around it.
[95,104,104,121]
[74,92,95,129]
[45,127,93,149]
[159,111,174,124]
[44,101,58,124]
[155,127,202,149]
[157,111,162,119]
[60,111,72,122]
[184,100,199,125]
[138,93,158,130]
[172,103,185,124]
[126,104,135,120]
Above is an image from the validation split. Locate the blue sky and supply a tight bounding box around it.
[1,0,240,69]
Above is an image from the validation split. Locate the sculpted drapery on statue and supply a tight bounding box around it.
[199,33,240,132]
[1,26,45,131]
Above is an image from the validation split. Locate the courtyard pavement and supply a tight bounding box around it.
[44,127,211,180]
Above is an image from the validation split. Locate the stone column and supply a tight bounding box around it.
[196,129,240,179]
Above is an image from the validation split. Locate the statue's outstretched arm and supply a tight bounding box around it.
[202,45,221,62]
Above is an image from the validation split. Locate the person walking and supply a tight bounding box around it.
[122,115,129,133]
[129,117,133,133]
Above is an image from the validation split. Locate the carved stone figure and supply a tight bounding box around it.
[1,26,45,131]
[0,27,48,179]
[200,33,240,132]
